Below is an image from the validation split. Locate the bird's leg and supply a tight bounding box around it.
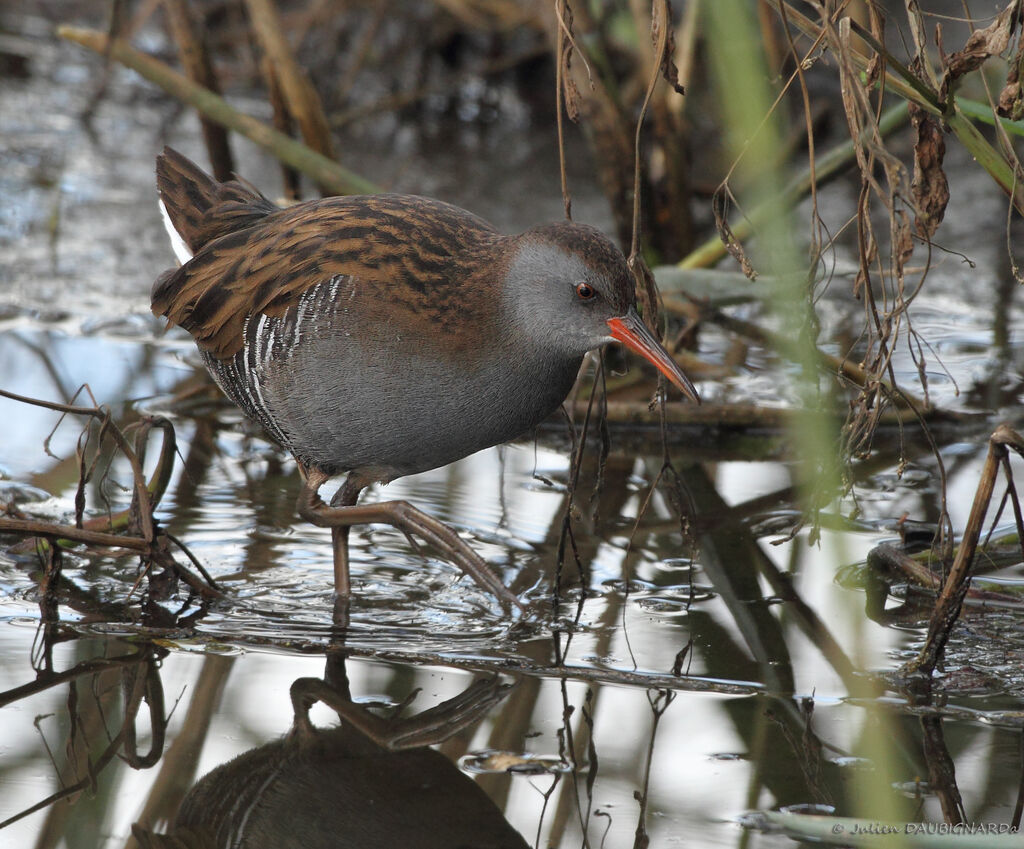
[328,476,364,627]
[295,468,362,601]
[329,476,365,598]
[297,469,524,611]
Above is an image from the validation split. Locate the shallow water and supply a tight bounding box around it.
[3,6,1024,848]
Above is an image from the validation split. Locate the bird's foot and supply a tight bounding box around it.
[382,499,525,611]
[297,475,524,611]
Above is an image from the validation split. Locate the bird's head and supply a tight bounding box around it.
[503,221,700,403]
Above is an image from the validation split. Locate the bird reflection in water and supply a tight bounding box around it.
[133,665,527,849]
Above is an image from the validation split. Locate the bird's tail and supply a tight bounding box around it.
[156,147,277,261]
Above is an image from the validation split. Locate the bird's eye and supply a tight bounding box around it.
[575,282,596,301]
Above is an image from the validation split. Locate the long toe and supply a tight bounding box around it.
[392,503,525,611]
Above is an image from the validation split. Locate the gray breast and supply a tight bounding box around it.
[202,277,580,481]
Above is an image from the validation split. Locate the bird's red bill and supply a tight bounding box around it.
[607,311,700,403]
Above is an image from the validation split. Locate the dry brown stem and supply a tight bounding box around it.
[57,25,378,195]
[902,424,1024,678]
[243,0,335,169]
[162,0,234,180]
[0,387,220,600]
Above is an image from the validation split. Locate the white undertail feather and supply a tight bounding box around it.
[159,198,193,265]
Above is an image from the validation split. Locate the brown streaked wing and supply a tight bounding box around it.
[151,194,507,361]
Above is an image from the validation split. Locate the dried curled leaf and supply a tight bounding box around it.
[864,52,883,90]
[997,73,1023,120]
[909,103,949,239]
[563,74,581,123]
[653,0,685,96]
[940,0,1022,100]
[627,252,661,336]
[997,30,1024,119]
[555,0,582,122]
[894,207,915,281]
[712,184,758,281]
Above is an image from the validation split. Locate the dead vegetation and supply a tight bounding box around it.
[0,386,221,612]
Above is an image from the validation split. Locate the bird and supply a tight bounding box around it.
[152,147,699,610]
